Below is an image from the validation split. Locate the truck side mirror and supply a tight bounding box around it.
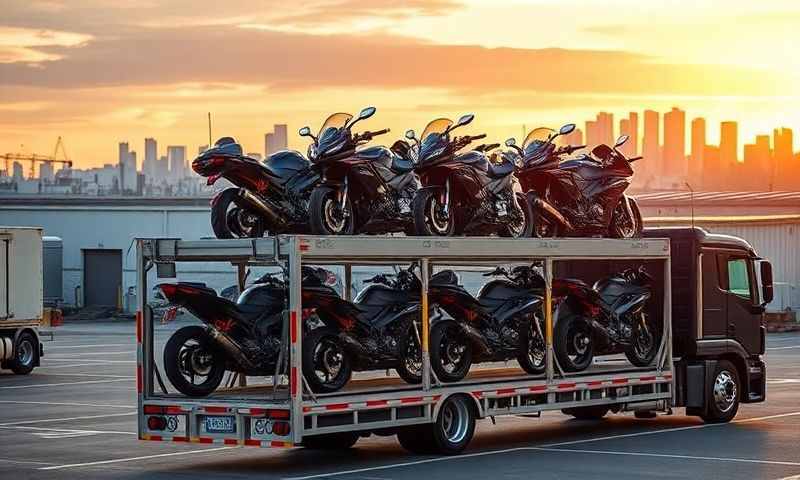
[760,260,774,305]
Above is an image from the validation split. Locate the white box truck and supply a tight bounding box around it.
[1,226,44,374]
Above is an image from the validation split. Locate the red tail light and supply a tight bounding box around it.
[272,421,290,436]
[159,284,178,300]
[147,416,167,431]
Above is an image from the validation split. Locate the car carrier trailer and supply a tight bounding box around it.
[135,228,771,454]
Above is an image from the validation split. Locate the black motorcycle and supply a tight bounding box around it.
[193,138,319,239]
[409,114,532,237]
[303,107,417,235]
[301,264,424,393]
[507,124,643,238]
[552,266,659,372]
[159,271,299,397]
[427,265,547,382]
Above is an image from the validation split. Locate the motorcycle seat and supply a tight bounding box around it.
[431,270,460,285]
[487,159,514,178]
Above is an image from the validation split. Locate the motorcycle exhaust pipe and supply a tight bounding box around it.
[236,188,286,228]
[528,194,573,231]
[458,323,491,355]
[206,327,260,371]
[337,332,369,357]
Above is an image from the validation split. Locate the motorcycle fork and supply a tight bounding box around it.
[338,177,350,218]
[441,178,451,215]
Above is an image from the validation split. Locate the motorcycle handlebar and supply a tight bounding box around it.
[629,156,643,162]
[470,134,487,141]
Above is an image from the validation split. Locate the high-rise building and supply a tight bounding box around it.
[562,128,583,148]
[12,161,23,179]
[641,110,660,186]
[273,124,288,151]
[663,107,686,179]
[157,155,169,183]
[719,121,738,190]
[265,133,276,157]
[618,112,638,158]
[773,127,794,190]
[167,146,187,181]
[690,118,706,187]
[743,135,772,190]
[585,120,599,147]
[702,145,721,190]
[596,112,613,147]
[144,138,157,182]
[39,162,55,182]
[118,142,130,193]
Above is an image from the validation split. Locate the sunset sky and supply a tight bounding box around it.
[1,0,799,169]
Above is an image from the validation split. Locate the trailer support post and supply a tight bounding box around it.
[544,258,554,383]
[288,237,303,445]
[421,257,431,391]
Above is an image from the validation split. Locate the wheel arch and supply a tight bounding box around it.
[432,392,484,420]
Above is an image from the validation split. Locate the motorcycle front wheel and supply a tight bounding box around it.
[624,312,660,367]
[309,186,356,235]
[395,323,422,384]
[517,316,546,375]
[302,327,353,393]
[429,320,473,383]
[609,197,642,238]
[554,315,594,372]
[211,188,266,239]
[164,326,227,397]
[413,189,460,236]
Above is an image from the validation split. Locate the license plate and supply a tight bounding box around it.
[204,416,236,434]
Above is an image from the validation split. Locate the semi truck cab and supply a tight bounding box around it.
[645,227,772,422]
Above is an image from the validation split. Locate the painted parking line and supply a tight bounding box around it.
[46,351,135,358]
[0,411,137,426]
[38,447,235,471]
[768,379,800,385]
[0,425,135,437]
[0,457,57,466]
[41,359,136,364]
[767,345,800,351]
[0,378,132,389]
[283,411,800,480]
[30,372,134,379]
[0,399,134,409]
[533,447,800,467]
[45,343,132,349]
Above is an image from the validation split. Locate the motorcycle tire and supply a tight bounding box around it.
[211,188,266,239]
[624,313,660,367]
[302,327,353,393]
[429,320,473,383]
[309,186,356,235]
[395,325,422,384]
[609,197,642,239]
[412,189,460,236]
[164,326,226,397]
[517,319,546,375]
[500,193,534,238]
[554,315,594,372]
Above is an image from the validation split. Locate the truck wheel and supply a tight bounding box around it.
[400,395,476,455]
[397,425,435,454]
[9,331,38,375]
[562,405,610,420]
[554,315,594,372]
[430,321,473,383]
[302,431,359,450]
[700,360,740,423]
[163,326,226,397]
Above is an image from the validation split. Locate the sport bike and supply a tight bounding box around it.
[507,124,643,238]
[305,107,418,235]
[193,137,318,239]
[426,265,547,382]
[301,264,424,393]
[409,114,532,237]
[553,266,659,372]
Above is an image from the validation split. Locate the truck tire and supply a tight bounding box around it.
[302,431,359,450]
[399,395,476,455]
[9,331,38,375]
[562,405,610,420]
[700,360,740,423]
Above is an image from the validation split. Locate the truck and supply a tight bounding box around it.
[135,227,772,454]
[1,226,44,375]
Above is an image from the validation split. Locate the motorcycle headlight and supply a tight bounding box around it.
[420,145,446,163]
[320,137,346,157]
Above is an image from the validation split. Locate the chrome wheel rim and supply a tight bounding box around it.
[633,314,655,361]
[178,340,214,384]
[428,197,450,235]
[613,202,635,237]
[323,196,347,233]
[441,400,470,444]
[17,339,34,366]
[314,338,343,383]
[528,323,546,368]
[714,370,737,413]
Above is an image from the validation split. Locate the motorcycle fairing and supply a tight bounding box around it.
[263,150,311,184]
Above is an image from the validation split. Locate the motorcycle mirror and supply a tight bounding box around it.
[405,129,416,140]
[298,126,312,137]
[456,114,475,127]
[505,138,517,147]
[615,135,629,147]
[358,106,377,120]
[560,123,576,135]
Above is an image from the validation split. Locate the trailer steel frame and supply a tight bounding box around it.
[136,235,673,448]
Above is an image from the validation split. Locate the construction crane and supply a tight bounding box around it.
[0,137,73,179]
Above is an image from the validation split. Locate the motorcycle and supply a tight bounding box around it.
[300,264,425,393]
[507,124,643,238]
[552,265,660,372]
[193,137,319,239]
[409,114,532,237]
[304,106,418,235]
[426,265,548,382]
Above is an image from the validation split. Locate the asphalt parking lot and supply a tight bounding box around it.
[1,322,798,480]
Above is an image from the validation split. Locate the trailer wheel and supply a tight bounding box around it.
[396,425,434,454]
[700,360,740,423]
[562,405,610,420]
[9,331,38,375]
[430,395,476,454]
[302,431,359,450]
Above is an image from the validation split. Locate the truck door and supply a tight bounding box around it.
[700,250,727,337]
[718,254,762,355]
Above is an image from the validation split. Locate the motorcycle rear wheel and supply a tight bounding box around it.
[554,315,594,372]
[164,326,226,397]
[211,188,266,239]
[309,186,356,235]
[429,321,473,383]
[302,327,353,393]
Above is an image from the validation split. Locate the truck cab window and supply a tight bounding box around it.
[727,258,751,299]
